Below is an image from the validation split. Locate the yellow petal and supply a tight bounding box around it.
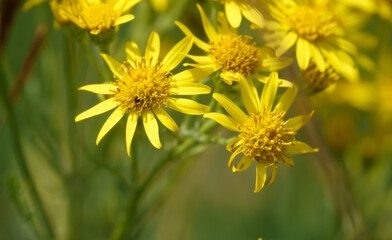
[162,36,193,71]
[220,71,241,85]
[228,147,243,168]
[276,31,298,57]
[186,55,215,65]
[310,44,326,72]
[256,75,293,88]
[265,165,276,186]
[286,141,319,154]
[260,72,278,112]
[114,14,134,26]
[145,31,160,65]
[239,76,260,114]
[75,98,118,122]
[126,41,141,63]
[96,108,125,145]
[78,84,117,95]
[167,98,210,115]
[169,82,211,95]
[122,0,141,12]
[152,107,178,132]
[283,155,294,168]
[217,11,231,34]
[255,162,267,193]
[226,137,243,152]
[203,113,238,132]
[142,110,161,149]
[274,86,297,113]
[213,93,247,123]
[232,156,253,172]
[174,21,210,51]
[196,4,218,41]
[260,57,293,71]
[225,1,242,28]
[296,38,311,69]
[126,112,138,157]
[100,53,123,78]
[239,3,264,29]
[285,111,314,131]
[172,67,215,82]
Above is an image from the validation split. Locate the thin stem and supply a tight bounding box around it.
[78,40,107,83]
[0,69,55,239]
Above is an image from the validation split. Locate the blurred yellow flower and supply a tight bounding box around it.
[61,0,141,35]
[216,0,264,28]
[150,0,168,12]
[300,60,341,92]
[204,72,318,192]
[341,0,392,22]
[176,4,292,85]
[75,32,211,156]
[265,0,358,81]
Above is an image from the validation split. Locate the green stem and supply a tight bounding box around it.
[0,69,55,239]
[78,40,107,83]
[63,37,79,240]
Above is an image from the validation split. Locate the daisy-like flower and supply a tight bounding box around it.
[61,0,141,35]
[300,60,341,93]
[175,4,292,85]
[217,0,265,29]
[75,32,211,156]
[204,72,318,192]
[265,0,358,81]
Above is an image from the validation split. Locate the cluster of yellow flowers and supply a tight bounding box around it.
[25,0,384,193]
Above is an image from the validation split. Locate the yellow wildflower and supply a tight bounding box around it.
[265,0,358,81]
[61,0,141,35]
[204,73,318,192]
[75,32,211,156]
[216,0,265,29]
[176,4,292,85]
[150,0,169,12]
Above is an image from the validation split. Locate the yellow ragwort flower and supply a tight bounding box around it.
[75,32,211,156]
[61,0,141,35]
[265,0,358,81]
[217,0,265,29]
[204,72,318,192]
[175,4,292,85]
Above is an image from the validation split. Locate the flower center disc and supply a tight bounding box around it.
[210,34,259,76]
[113,58,172,114]
[80,3,119,32]
[288,6,336,41]
[238,112,295,165]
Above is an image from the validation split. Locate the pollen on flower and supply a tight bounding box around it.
[80,3,119,32]
[287,6,336,41]
[209,34,259,76]
[236,111,296,165]
[301,61,341,92]
[112,58,172,114]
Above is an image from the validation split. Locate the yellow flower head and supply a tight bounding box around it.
[216,0,265,29]
[75,32,211,156]
[265,0,358,81]
[301,60,341,93]
[204,73,318,192]
[62,0,141,35]
[176,4,292,85]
